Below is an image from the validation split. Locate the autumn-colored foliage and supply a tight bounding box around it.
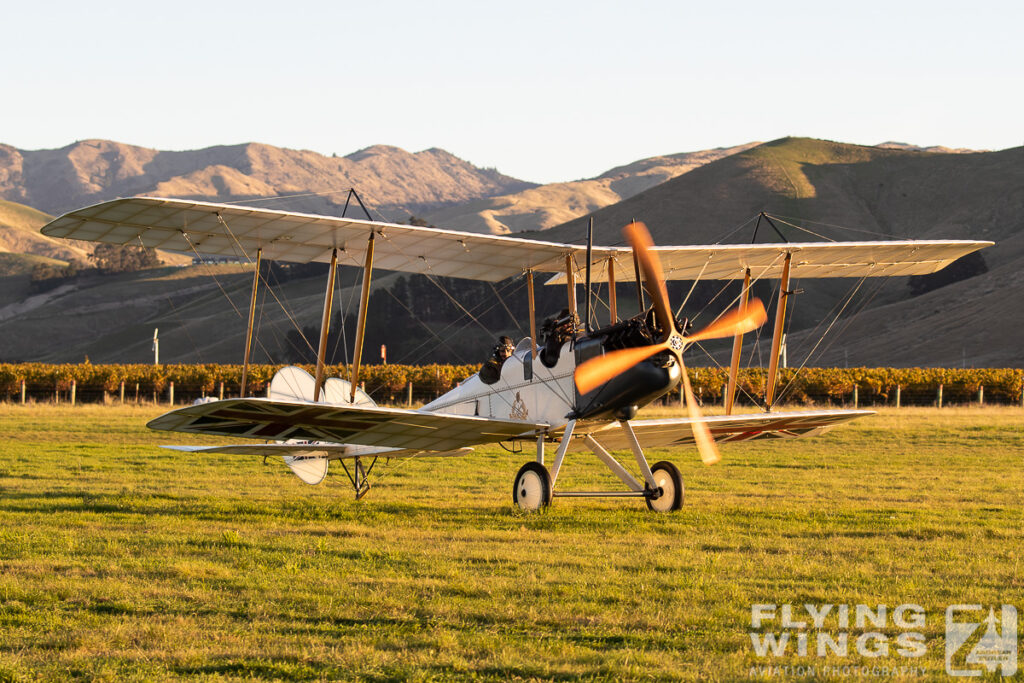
[0,363,1021,405]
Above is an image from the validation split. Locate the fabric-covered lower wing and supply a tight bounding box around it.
[147,398,547,451]
[161,444,474,460]
[571,409,874,451]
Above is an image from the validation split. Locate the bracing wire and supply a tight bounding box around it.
[213,214,319,359]
[766,213,908,240]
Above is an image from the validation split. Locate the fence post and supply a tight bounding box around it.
[895,384,901,409]
[71,380,76,406]
[20,379,26,405]
[219,381,224,400]
[135,382,139,403]
[978,385,984,406]
[168,381,174,406]
[853,385,858,409]
[55,381,59,405]
[937,383,943,409]
[120,381,125,404]
[406,382,413,407]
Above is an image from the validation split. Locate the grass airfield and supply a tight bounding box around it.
[0,404,1020,681]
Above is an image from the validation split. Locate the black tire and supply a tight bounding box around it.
[645,460,684,512]
[512,462,552,512]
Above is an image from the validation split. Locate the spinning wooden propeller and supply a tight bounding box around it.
[574,221,768,465]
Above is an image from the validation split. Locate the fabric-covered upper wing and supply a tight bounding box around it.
[147,398,548,451]
[547,240,992,282]
[40,196,989,283]
[569,409,873,451]
[39,196,601,282]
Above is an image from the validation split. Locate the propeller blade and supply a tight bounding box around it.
[685,298,768,344]
[574,340,670,394]
[624,221,676,337]
[680,361,721,465]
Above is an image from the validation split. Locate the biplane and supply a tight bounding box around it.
[41,197,991,512]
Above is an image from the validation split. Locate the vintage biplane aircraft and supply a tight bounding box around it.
[41,197,991,512]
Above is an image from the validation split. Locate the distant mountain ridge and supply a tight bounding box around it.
[536,137,1024,367]
[423,143,761,234]
[0,140,536,218]
[1,136,1022,366]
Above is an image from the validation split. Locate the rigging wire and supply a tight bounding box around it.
[765,215,835,242]
[178,234,282,362]
[212,214,319,359]
[218,188,363,206]
[489,281,524,334]
[772,275,873,406]
[765,213,909,240]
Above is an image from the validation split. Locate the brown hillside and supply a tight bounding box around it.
[540,137,1024,251]
[535,138,1024,366]
[423,143,759,234]
[0,140,535,217]
[0,200,89,262]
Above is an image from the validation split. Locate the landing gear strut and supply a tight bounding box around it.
[512,420,685,513]
[339,456,377,499]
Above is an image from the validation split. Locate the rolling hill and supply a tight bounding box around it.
[0,200,88,262]
[1,137,1021,366]
[422,143,759,234]
[0,140,536,218]
[535,137,1024,367]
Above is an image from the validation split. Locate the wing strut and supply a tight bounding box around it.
[725,267,751,415]
[607,256,617,324]
[564,253,576,317]
[313,248,338,402]
[526,269,537,357]
[765,253,792,409]
[349,232,376,403]
[240,247,262,397]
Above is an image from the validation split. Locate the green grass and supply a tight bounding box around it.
[0,404,1021,681]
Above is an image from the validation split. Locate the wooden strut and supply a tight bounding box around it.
[765,254,792,410]
[313,248,338,402]
[725,268,750,415]
[240,248,262,397]
[607,257,617,324]
[584,216,594,332]
[349,233,376,403]
[565,254,577,316]
[632,245,645,311]
[526,270,537,357]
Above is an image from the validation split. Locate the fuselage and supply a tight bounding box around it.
[422,329,681,428]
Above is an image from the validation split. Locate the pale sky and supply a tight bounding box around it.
[2,0,1021,184]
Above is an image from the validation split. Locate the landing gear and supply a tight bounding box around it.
[339,456,377,500]
[516,421,686,513]
[513,462,552,512]
[644,460,684,512]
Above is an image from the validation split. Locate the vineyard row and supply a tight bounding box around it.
[2,364,1022,407]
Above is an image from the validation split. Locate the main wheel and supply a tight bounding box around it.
[645,460,684,512]
[513,462,552,512]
